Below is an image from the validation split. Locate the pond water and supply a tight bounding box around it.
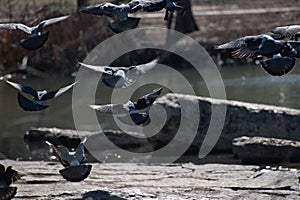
[1,62,300,160]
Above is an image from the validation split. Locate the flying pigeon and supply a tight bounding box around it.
[0,164,21,200]
[80,3,140,33]
[79,57,159,88]
[5,80,76,111]
[215,34,293,59]
[129,0,186,21]
[90,87,162,126]
[46,138,92,182]
[0,15,69,50]
[268,25,300,40]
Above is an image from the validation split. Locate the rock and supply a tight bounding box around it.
[153,93,300,155]
[2,159,300,199]
[232,136,300,164]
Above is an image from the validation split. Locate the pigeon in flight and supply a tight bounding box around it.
[5,80,76,111]
[215,34,294,58]
[0,15,69,50]
[130,0,186,21]
[80,3,140,33]
[216,34,300,76]
[79,57,159,88]
[90,87,162,126]
[0,164,21,200]
[46,138,92,182]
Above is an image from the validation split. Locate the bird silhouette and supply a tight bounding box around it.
[5,80,75,111]
[0,15,69,50]
[46,138,92,182]
[79,57,159,88]
[90,87,162,126]
[0,164,21,200]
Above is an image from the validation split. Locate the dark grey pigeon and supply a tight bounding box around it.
[46,138,92,182]
[0,15,69,50]
[260,54,296,76]
[216,34,289,59]
[80,3,140,33]
[79,57,159,88]
[129,0,185,20]
[5,80,75,111]
[0,164,20,200]
[268,25,300,40]
[90,88,162,126]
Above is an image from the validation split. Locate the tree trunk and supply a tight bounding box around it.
[174,0,199,34]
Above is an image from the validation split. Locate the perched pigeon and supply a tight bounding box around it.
[80,3,140,33]
[0,15,69,50]
[46,138,92,182]
[0,164,21,200]
[79,57,159,88]
[129,0,185,20]
[216,34,292,59]
[90,87,162,126]
[5,80,75,111]
[268,25,300,40]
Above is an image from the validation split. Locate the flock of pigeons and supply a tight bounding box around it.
[216,25,300,76]
[1,0,300,199]
[0,1,179,199]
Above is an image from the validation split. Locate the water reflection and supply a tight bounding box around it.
[1,62,300,159]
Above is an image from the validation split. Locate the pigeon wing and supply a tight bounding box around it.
[130,57,160,76]
[80,3,117,18]
[78,62,115,75]
[89,104,129,115]
[4,167,20,185]
[134,87,162,109]
[46,141,71,167]
[39,15,69,28]
[5,80,37,98]
[0,23,32,34]
[75,138,87,164]
[40,82,76,101]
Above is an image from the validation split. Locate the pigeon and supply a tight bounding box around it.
[90,87,162,126]
[46,138,92,182]
[80,3,140,33]
[79,57,159,88]
[216,34,292,59]
[268,25,300,40]
[0,164,21,200]
[5,80,76,111]
[129,0,186,21]
[0,15,69,50]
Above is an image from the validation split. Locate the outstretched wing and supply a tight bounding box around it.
[129,0,165,12]
[4,166,20,185]
[80,3,119,18]
[40,82,76,101]
[0,23,32,34]
[78,62,117,75]
[89,103,129,115]
[134,87,162,110]
[5,80,37,98]
[75,138,87,164]
[46,141,71,167]
[39,15,69,28]
[130,57,160,76]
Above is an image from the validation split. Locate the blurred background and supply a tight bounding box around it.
[1,0,300,160]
